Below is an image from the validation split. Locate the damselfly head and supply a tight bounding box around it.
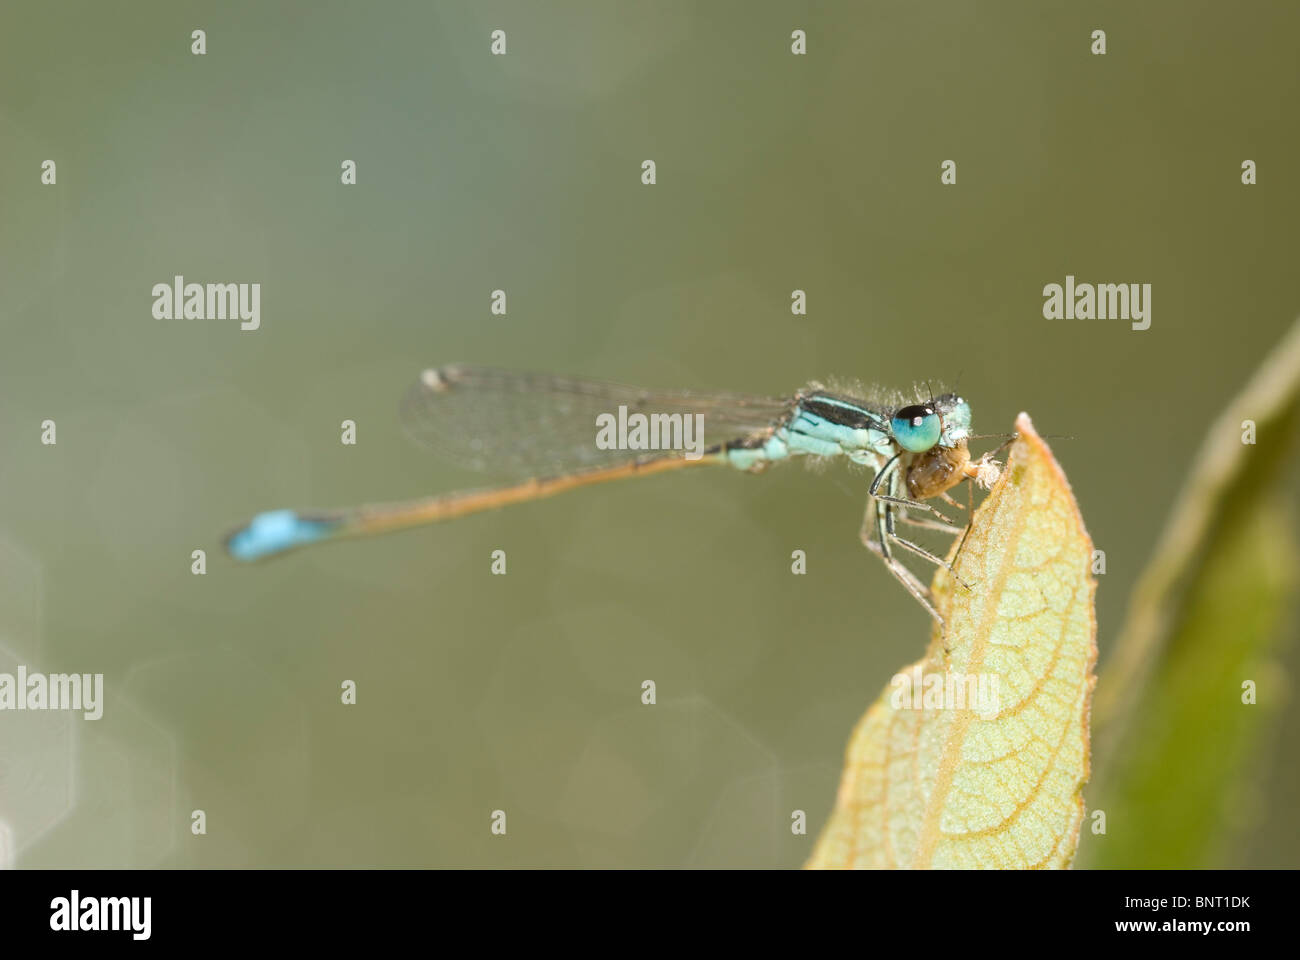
[890,391,973,454]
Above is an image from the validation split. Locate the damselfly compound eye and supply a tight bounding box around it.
[891,404,941,452]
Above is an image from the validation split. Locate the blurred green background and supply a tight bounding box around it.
[1,0,1298,867]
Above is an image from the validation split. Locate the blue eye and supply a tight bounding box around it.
[891,404,941,452]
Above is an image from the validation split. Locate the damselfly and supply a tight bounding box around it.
[225,365,1001,623]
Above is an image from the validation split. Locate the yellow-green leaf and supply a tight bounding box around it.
[808,414,1097,869]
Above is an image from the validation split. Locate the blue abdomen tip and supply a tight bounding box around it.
[226,509,334,561]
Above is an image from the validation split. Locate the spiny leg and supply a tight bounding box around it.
[946,476,979,582]
[864,443,1003,631]
[888,528,973,592]
[894,490,975,589]
[859,474,944,626]
[868,453,957,526]
[937,490,965,510]
[896,512,964,534]
[908,477,980,589]
[861,525,944,625]
[874,457,970,588]
[873,493,955,525]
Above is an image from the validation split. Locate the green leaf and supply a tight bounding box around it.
[1081,317,1300,869]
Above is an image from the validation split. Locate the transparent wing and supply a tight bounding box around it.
[399,364,794,477]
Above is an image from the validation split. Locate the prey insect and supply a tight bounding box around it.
[225,365,1001,625]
